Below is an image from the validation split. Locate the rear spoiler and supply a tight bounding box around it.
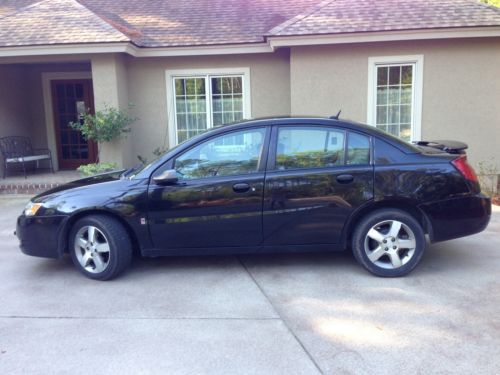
[412,140,468,154]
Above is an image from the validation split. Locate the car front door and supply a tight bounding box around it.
[263,125,374,246]
[148,127,269,250]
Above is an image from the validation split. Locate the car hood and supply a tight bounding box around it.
[32,170,127,202]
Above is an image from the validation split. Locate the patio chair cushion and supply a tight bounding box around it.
[6,154,51,163]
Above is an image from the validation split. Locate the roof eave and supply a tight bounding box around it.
[268,26,500,47]
[0,41,274,58]
[0,26,499,59]
[0,42,132,57]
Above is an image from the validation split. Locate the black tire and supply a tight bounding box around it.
[69,215,132,280]
[352,209,426,277]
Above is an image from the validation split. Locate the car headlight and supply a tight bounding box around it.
[24,202,43,217]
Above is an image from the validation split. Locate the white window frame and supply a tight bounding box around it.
[165,68,251,147]
[367,55,424,142]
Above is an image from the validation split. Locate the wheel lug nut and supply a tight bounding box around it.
[383,239,387,243]
[392,238,395,242]
[385,247,388,251]
[393,246,397,249]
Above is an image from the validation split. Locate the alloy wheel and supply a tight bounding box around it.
[74,225,111,273]
[364,220,417,269]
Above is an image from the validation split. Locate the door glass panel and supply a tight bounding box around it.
[276,127,345,170]
[62,146,70,159]
[81,147,89,159]
[75,84,84,99]
[347,133,370,165]
[174,128,265,179]
[66,84,75,98]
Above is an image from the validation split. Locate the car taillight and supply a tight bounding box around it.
[452,155,478,183]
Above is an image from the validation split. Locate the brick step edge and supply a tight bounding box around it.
[0,183,63,195]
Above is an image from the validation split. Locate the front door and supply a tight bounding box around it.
[147,127,269,250]
[51,79,97,169]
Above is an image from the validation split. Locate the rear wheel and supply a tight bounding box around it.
[352,209,426,277]
[69,215,132,280]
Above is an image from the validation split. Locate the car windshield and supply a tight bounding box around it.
[125,133,205,179]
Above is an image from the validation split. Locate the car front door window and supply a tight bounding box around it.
[174,128,266,179]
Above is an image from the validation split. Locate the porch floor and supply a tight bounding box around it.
[0,170,81,195]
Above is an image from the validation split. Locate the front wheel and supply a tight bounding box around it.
[352,209,426,277]
[69,215,132,280]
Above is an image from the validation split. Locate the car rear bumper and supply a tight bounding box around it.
[16,215,69,259]
[419,194,491,243]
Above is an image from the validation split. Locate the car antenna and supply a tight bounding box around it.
[330,109,341,120]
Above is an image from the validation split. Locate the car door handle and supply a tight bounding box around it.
[233,183,250,193]
[336,174,354,184]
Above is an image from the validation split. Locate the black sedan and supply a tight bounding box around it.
[16,117,491,280]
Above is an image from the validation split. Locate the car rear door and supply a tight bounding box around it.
[147,127,269,249]
[263,124,374,245]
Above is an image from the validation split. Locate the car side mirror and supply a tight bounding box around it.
[153,169,179,185]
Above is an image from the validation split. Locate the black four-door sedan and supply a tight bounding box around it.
[16,117,491,280]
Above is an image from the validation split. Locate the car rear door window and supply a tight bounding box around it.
[347,132,370,165]
[276,127,345,170]
[174,128,266,179]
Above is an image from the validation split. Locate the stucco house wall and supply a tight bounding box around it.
[125,49,291,163]
[0,66,32,137]
[1,39,498,174]
[290,38,500,169]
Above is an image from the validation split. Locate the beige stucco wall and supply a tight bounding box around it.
[290,38,500,170]
[0,66,31,138]
[91,54,133,168]
[126,49,291,163]
[3,39,498,174]
[0,65,32,176]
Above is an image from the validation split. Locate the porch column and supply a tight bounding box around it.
[91,54,133,168]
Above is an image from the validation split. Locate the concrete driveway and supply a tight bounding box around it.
[1,196,499,375]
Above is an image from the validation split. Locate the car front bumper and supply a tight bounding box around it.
[16,214,69,259]
[419,193,491,243]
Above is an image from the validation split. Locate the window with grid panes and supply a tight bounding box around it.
[375,64,414,141]
[173,75,244,144]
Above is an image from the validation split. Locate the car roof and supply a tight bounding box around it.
[217,116,418,151]
[216,116,383,135]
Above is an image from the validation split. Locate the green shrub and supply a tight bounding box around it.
[70,104,136,162]
[77,162,118,176]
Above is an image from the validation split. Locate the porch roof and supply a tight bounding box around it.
[0,0,499,50]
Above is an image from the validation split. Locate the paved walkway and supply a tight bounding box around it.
[0,198,499,374]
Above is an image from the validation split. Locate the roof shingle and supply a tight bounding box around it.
[0,0,130,47]
[0,0,499,49]
[269,0,500,36]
